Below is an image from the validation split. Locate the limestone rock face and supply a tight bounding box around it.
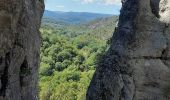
[87,0,170,100]
[0,0,44,100]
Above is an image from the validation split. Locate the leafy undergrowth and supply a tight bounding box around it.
[39,16,117,100]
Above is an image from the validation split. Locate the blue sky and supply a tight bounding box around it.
[45,0,121,15]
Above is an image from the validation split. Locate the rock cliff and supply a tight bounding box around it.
[87,0,170,100]
[0,0,44,100]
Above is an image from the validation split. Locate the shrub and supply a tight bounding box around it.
[57,51,72,62]
[40,65,54,76]
[55,62,63,71]
[65,72,81,82]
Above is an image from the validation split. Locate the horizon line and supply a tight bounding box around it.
[45,9,119,15]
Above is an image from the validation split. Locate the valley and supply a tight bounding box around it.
[39,12,118,100]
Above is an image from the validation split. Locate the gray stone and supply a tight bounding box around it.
[0,0,44,100]
[87,0,170,100]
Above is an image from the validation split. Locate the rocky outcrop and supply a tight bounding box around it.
[0,0,44,100]
[87,0,170,100]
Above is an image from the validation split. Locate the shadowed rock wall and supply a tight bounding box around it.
[0,0,44,100]
[87,0,170,100]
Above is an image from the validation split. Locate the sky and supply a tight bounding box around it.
[45,0,122,15]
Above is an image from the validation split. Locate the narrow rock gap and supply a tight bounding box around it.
[0,52,10,97]
[120,81,125,99]
[0,57,2,65]
[20,57,30,87]
[132,77,136,100]
[160,20,169,68]
[161,47,168,59]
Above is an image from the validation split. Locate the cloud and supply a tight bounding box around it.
[82,0,95,4]
[104,0,121,5]
[81,0,121,5]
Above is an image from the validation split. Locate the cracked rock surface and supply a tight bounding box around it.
[0,0,44,100]
[87,0,170,100]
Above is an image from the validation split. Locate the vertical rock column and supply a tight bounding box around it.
[87,0,170,100]
[0,0,44,100]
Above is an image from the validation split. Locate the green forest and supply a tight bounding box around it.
[39,16,118,100]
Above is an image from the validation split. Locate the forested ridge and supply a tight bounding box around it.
[39,16,118,100]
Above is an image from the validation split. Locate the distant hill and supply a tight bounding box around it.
[43,10,113,24]
[41,15,118,41]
